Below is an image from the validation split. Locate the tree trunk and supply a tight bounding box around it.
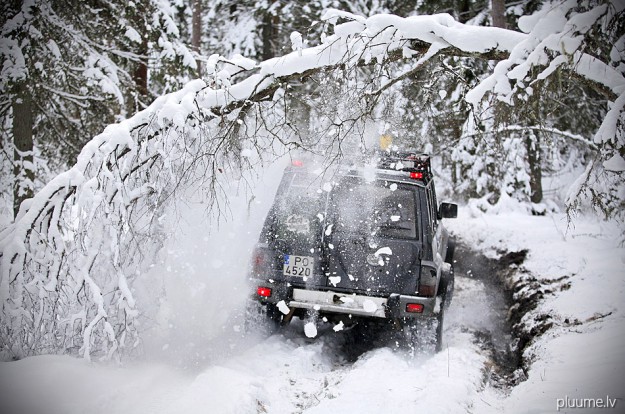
[525,131,543,203]
[133,48,148,99]
[491,0,506,29]
[458,0,471,23]
[191,0,202,76]
[132,3,149,103]
[261,11,279,60]
[12,81,34,218]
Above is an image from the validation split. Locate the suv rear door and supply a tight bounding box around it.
[325,176,422,295]
[258,169,328,284]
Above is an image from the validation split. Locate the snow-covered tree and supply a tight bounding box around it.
[466,0,624,217]
[0,0,195,218]
[1,1,623,360]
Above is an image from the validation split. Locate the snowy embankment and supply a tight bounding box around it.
[1,187,623,413]
[448,202,625,413]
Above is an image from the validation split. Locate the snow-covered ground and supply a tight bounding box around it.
[1,176,624,413]
[0,274,496,414]
[450,204,625,413]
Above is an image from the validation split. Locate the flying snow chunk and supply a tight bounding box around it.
[363,299,378,313]
[323,182,333,192]
[46,40,62,59]
[363,163,376,182]
[277,300,290,315]
[374,247,393,256]
[390,215,400,222]
[333,321,345,332]
[329,276,341,287]
[325,224,333,236]
[304,322,318,338]
[389,183,398,191]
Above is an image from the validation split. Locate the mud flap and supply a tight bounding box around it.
[445,237,456,263]
[438,265,455,310]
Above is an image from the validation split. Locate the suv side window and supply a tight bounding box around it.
[431,182,438,221]
[425,184,437,229]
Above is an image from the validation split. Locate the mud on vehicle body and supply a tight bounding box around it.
[247,152,457,352]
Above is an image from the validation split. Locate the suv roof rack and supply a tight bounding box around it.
[377,151,432,183]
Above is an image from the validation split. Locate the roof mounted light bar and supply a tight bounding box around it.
[377,151,432,182]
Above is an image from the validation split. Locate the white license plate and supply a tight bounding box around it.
[283,255,314,277]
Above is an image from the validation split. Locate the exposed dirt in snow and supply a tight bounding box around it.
[453,242,528,388]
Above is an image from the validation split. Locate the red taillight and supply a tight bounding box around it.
[252,249,268,275]
[418,285,436,297]
[406,303,424,313]
[253,252,263,269]
[292,159,304,167]
[409,171,423,179]
[257,287,272,298]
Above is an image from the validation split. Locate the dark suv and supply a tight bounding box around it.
[247,152,457,351]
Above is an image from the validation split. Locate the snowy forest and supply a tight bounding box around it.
[1,0,624,413]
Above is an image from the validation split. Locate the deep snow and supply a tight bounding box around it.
[0,275,495,414]
[1,171,624,413]
[450,205,625,413]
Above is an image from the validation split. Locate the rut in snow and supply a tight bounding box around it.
[450,241,528,388]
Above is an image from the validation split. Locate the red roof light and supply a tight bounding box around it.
[292,160,304,167]
[409,171,423,180]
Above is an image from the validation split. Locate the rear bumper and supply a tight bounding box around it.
[250,279,437,319]
[290,289,387,317]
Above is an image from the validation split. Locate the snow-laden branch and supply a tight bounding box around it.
[465,0,625,219]
[459,125,598,150]
[466,2,625,104]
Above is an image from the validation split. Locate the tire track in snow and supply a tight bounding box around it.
[150,245,516,414]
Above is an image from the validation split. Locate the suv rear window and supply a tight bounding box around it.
[331,178,418,239]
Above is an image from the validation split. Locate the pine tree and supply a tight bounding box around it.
[0,0,195,218]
